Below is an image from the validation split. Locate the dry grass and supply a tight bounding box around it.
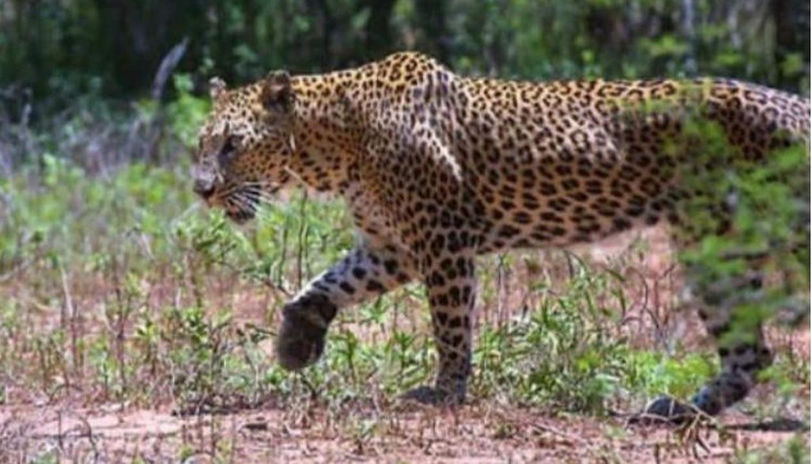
[1,223,808,463]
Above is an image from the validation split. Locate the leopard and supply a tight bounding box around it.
[192,51,809,421]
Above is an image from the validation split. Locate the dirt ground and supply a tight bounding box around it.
[1,228,808,463]
[1,396,808,463]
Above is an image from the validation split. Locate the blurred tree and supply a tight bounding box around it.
[0,0,808,120]
[92,0,209,94]
[363,0,398,62]
[772,0,811,90]
[414,0,450,63]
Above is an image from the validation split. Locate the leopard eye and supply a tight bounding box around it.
[223,136,237,154]
[219,135,239,163]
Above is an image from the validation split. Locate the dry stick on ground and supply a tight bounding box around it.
[528,421,588,447]
[58,264,77,391]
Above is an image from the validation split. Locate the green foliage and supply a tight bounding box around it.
[167,73,211,147]
[0,0,808,125]
[622,351,715,400]
[162,306,248,410]
[759,350,811,417]
[471,258,713,414]
[473,300,628,412]
[732,435,810,464]
[671,114,810,342]
[0,159,193,272]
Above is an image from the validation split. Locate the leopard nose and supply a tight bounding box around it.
[193,179,216,199]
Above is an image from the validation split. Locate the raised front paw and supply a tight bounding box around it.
[633,395,700,425]
[275,296,336,371]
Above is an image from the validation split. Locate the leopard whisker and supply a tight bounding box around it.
[229,192,251,209]
[223,196,239,211]
[218,183,244,198]
[236,190,264,215]
[239,184,277,205]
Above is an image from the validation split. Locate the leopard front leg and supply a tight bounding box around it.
[276,244,416,371]
[403,253,476,405]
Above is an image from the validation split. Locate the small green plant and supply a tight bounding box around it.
[472,259,632,413]
[166,73,211,147]
[733,435,810,464]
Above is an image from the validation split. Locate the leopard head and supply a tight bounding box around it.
[193,71,296,223]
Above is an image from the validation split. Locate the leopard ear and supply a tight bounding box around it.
[260,70,294,114]
[209,77,227,100]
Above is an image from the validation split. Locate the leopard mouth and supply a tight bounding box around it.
[210,178,285,225]
[221,183,279,224]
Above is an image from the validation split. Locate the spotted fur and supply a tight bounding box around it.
[193,52,809,416]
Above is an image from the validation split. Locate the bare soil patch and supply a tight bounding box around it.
[2,399,807,463]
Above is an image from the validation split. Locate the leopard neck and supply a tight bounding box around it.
[285,70,361,195]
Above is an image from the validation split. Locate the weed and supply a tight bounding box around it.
[473,258,634,413]
[732,434,810,464]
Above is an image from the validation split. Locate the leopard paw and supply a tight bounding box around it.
[275,298,334,371]
[399,385,465,406]
[632,395,699,425]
